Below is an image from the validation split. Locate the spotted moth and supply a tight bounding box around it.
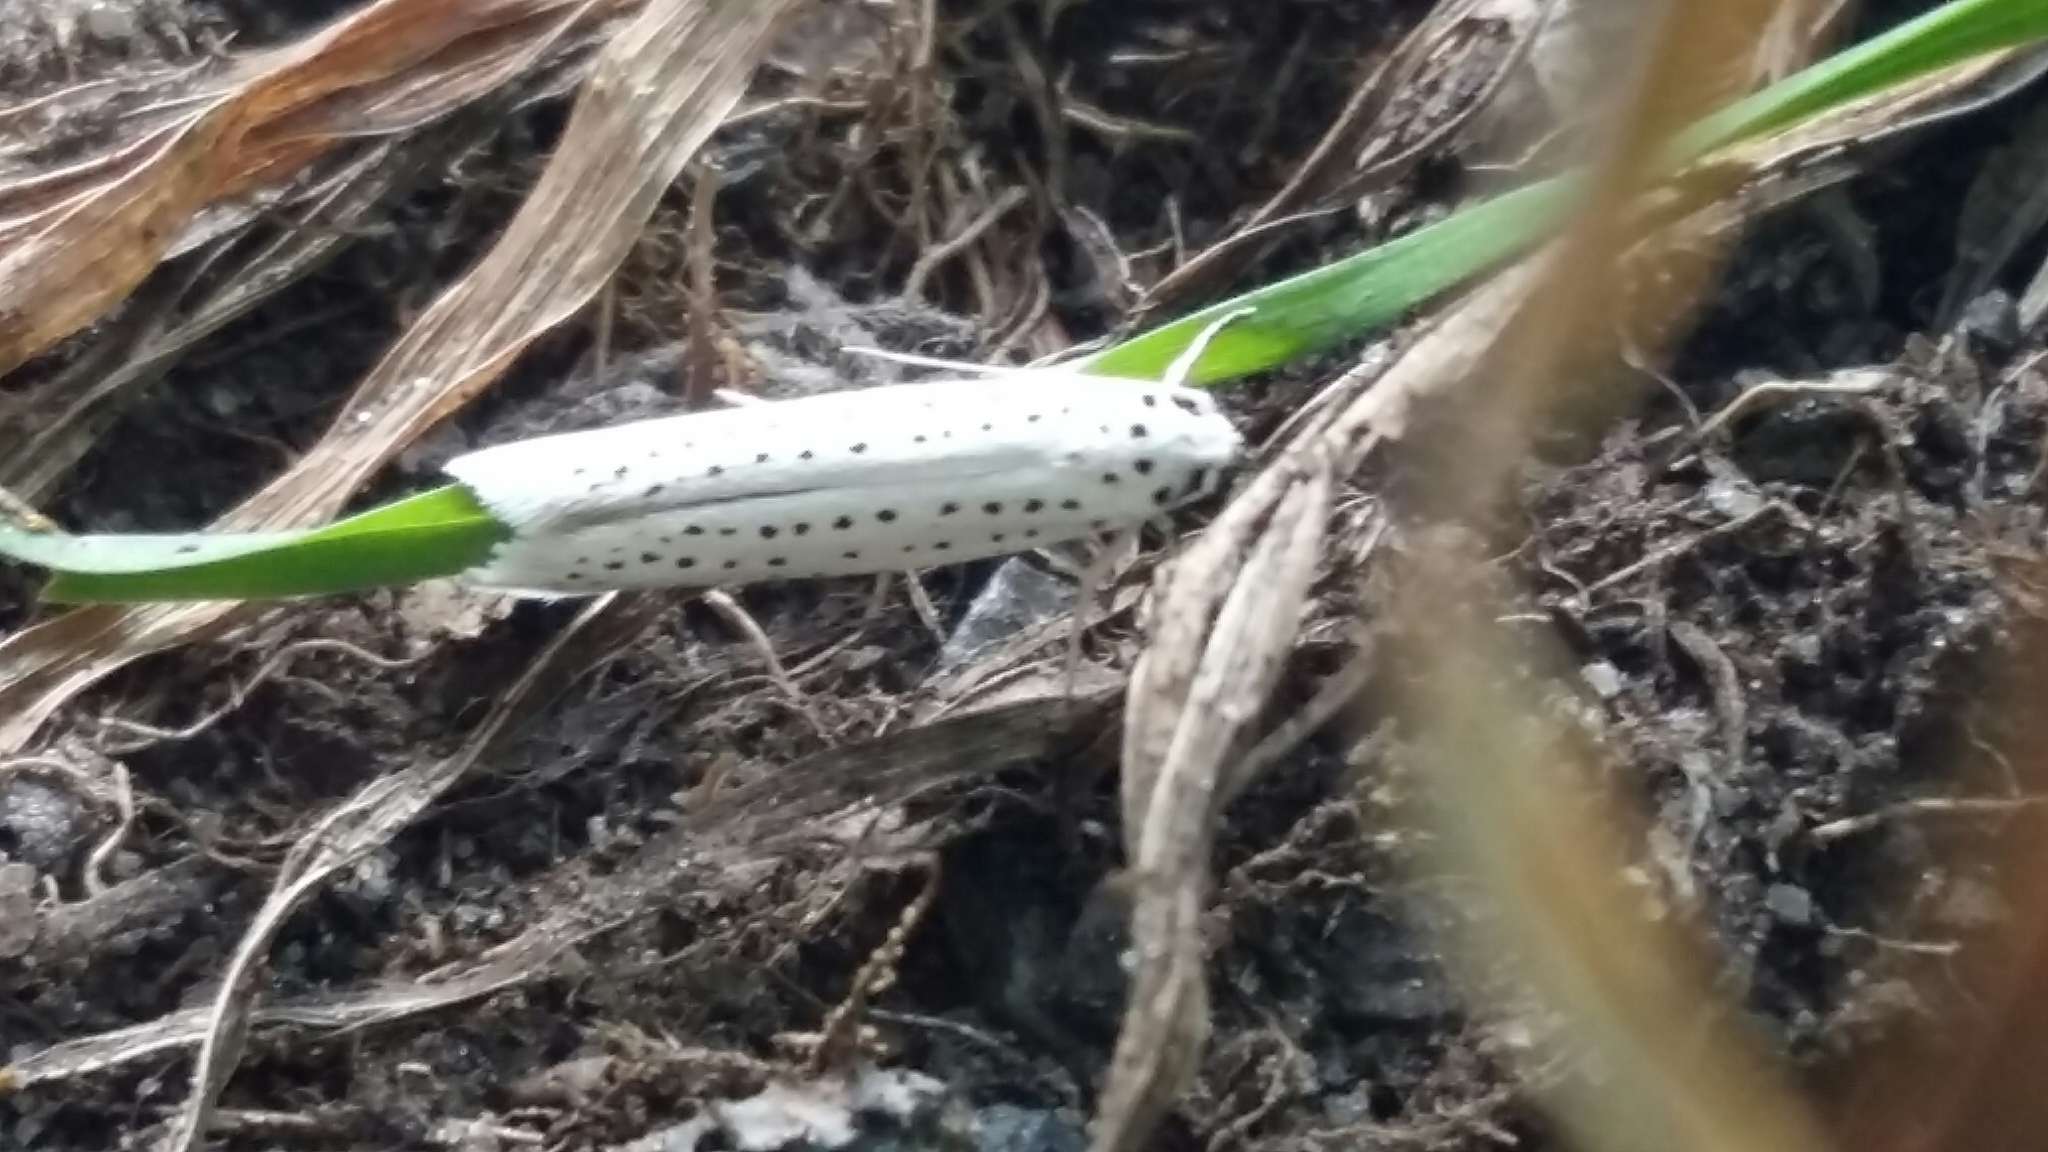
[445,370,1243,596]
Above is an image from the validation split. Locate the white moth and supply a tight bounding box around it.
[444,368,1243,596]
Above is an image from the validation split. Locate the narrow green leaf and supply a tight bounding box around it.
[1083,179,1577,385]
[1088,0,2048,387]
[1672,0,2048,161]
[2,485,508,603]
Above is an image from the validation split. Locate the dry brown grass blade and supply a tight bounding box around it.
[217,0,622,198]
[1096,453,1331,1152]
[162,591,654,1151]
[0,0,802,755]
[1089,178,1554,1152]
[0,139,428,500]
[0,0,633,378]
[692,682,1123,852]
[3,897,598,1093]
[1372,1,1835,1151]
[1390,561,1832,1152]
[6,877,606,1090]
[0,112,232,379]
[18,855,223,971]
[1096,0,1886,1145]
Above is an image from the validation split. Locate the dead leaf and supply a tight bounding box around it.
[0,0,803,753]
[0,0,637,378]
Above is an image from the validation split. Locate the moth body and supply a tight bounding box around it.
[445,372,1241,595]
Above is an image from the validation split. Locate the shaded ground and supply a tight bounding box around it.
[5,2,2048,1150]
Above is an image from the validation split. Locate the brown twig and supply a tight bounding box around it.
[684,161,722,408]
[809,856,941,1075]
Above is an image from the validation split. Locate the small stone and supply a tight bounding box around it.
[1957,290,2020,352]
[203,383,242,418]
[934,559,1075,675]
[82,2,140,44]
[0,777,87,871]
[1764,883,1814,927]
[1580,660,1624,699]
[1704,474,1764,520]
[973,1104,1086,1152]
[336,849,398,909]
[0,862,35,959]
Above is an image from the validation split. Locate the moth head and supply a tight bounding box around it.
[1161,386,1244,475]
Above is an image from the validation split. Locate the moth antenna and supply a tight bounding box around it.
[840,347,1015,375]
[1028,335,1112,369]
[1164,306,1258,387]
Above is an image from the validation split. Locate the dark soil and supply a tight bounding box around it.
[5,2,2048,1151]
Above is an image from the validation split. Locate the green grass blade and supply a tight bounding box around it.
[1085,179,1579,386]
[2,485,508,603]
[1673,0,2048,160]
[1088,0,2048,386]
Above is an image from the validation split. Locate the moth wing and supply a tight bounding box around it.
[444,388,1081,536]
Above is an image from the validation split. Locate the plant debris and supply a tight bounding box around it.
[6,3,2048,1151]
